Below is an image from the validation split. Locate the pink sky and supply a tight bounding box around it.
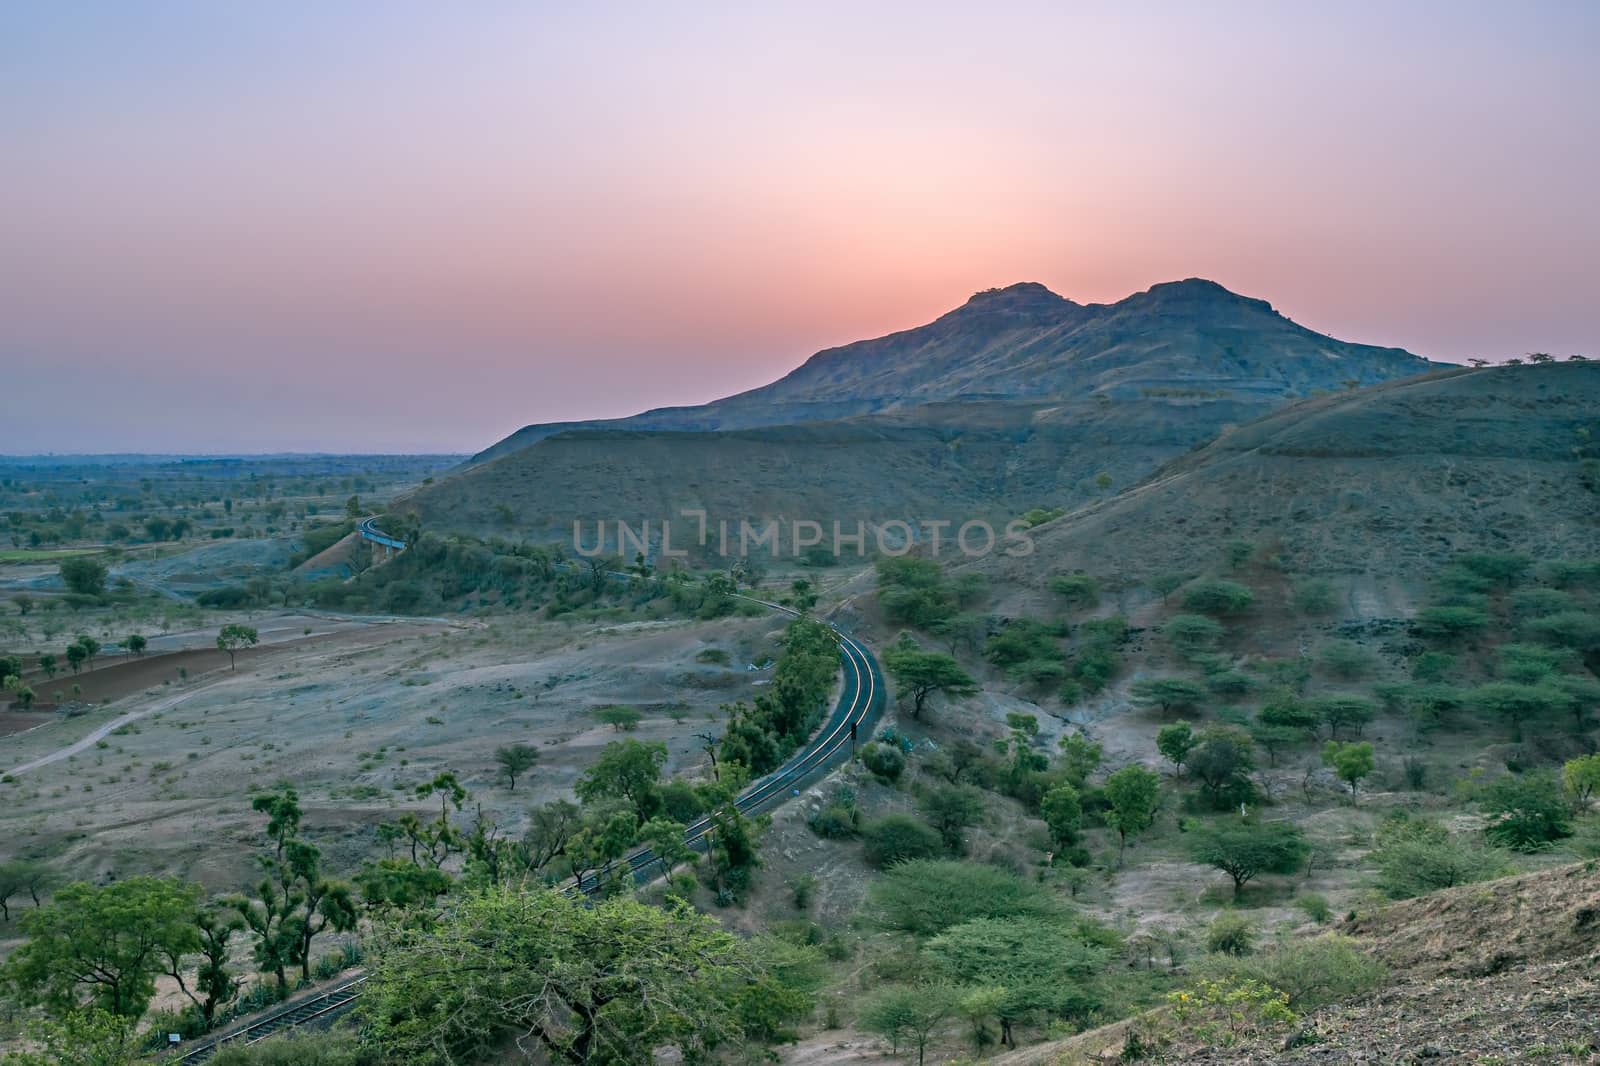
[2,2,1596,453]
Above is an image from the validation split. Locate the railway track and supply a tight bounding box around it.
[174,543,883,1062]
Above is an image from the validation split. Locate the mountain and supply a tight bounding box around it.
[470,279,1440,463]
[965,362,1600,607]
[405,280,1450,541]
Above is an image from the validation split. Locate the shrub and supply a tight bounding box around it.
[1168,977,1295,1048]
[861,815,944,868]
[1201,934,1385,1009]
[1410,651,1456,682]
[808,803,859,839]
[1295,893,1332,925]
[1050,574,1100,611]
[1317,640,1375,681]
[1414,605,1490,643]
[868,860,1058,936]
[1183,579,1254,616]
[859,742,905,783]
[1206,913,1256,956]
[1370,814,1511,898]
[1164,614,1224,656]
[1522,611,1600,652]
[1480,772,1572,851]
[1291,578,1337,615]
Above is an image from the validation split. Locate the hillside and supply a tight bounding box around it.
[471,279,1440,463]
[403,396,1278,541]
[968,362,1600,601]
[998,861,1600,1065]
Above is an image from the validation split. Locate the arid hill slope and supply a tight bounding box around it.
[995,860,1600,1065]
[968,363,1599,593]
[404,397,1277,541]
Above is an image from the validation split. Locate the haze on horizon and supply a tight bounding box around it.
[2,1,1597,455]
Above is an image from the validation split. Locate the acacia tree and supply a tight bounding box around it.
[495,743,540,790]
[216,623,259,669]
[363,887,810,1064]
[884,645,978,719]
[1188,820,1308,898]
[860,984,959,1064]
[1131,677,1207,716]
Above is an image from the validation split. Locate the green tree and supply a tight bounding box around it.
[1049,574,1100,611]
[876,557,956,629]
[1414,605,1490,643]
[1317,640,1374,680]
[1564,753,1600,812]
[5,877,200,1017]
[637,817,694,880]
[1188,727,1256,809]
[37,652,57,679]
[1040,784,1084,854]
[216,623,259,669]
[1103,765,1161,863]
[1291,578,1337,615]
[365,886,808,1063]
[1308,694,1375,740]
[884,645,978,719]
[1156,722,1196,777]
[1131,676,1207,716]
[170,903,244,1027]
[575,739,668,824]
[1056,732,1103,788]
[1369,815,1510,899]
[1479,772,1572,851]
[3,1008,137,1066]
[859,984,958,1065]
[869,860,1057,937]
[64,642,87,674]
[494,743,539,791]
[75,634,101,670]
[594,705,643,732]
[1468,682,1572,742]
[233,786,358,990]
[1522,610,1600,652]
[860,741,906,783]
[58,556,108,596]
[1163,613,1223,656]
[918,784,985,853]
[125,633,148,657]
[1182,579,1254,616]
[926,917,1107,1046]
[1188,820,1309,898]
[861,814,944,868]
[1321,741,1375,795]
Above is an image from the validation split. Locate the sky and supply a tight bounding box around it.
[2,2,1596,455]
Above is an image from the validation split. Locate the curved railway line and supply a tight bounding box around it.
[176,530,884,1062]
